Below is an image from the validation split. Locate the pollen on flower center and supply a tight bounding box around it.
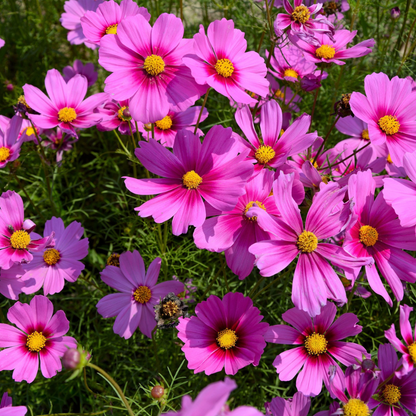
[117,106,131,122]
[381,384,401,405]
[315,44,336,59]
[107,253,120,267]
[297,231,318,253]
[217,328,238,349]
[182,170,202,189]
[359,225,378,247]
[255,145,276,165]
[144,54,165,76]
[378,115,400,135]
[105,24,118,35]
[387,154,393,164]
[10,230,31,249]
[343,398,370,416]
[43,248,60,265]
[24,127,35,136]
[361,129,370,140]
[134,286,152,304]
[214,59,234,78]
[244,200,266,221]
[58,107,77,123]
[408,342,416,364]
[304,332,328,355]
[26,331,47,352]
[291,5,310,23]
[0,147,10,162]
[284,68,299,79]
[155,116,173,130]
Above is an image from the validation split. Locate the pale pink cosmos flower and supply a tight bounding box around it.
[97,250,184,339]
[0,295,77,383]
[0,115,23,169]
[183,18,269,105]
[81,0,150,46]
[23,69,107,134]
[0,392,27,416]
[63,60,98,87]
[266,392,311,416]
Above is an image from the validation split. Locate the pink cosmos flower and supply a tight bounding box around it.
[0,392,27,416]
[42,128,78,165]
[20,217,89,296]
[194,170,279,280]
[63,60,98,88]
[177,292,269,375]
[99,13,205,123]
[138,106,208,147]
[385,304,416,376]
[97,250,184,339]
[0,265,25,300]
[60,0,104,49]
[124,126,253,236]
[266,392,311,416]
[343,170,416,306]
[81,0,150,46]
[248,173,371,317]
[164,378,263,416]
[183,18,269,105]
[96,99,136,136]
[0,115,23,168]
[0,191,53,270]
[266,303,368,397]
[23,69,106,134]
[350,73,416,166]
[0,295,77,383]
[18,119,42,144]
[0,38,4,48]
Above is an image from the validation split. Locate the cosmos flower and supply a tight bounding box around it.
[0,392,27,416]
[62,60,98,88]
[0,115,23,169]
[0,38,4,49]
[266,392,311,416]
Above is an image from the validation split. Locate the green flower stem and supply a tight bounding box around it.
[318,141,371,171]
[312,115,340,166]
[128,121,137,178]
[194,87,210,134]
[36,412,107,416]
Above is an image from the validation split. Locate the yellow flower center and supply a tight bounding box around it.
[18,95,31,110]
[217,328,238,349]
[381,384,401,405]
[361,129,370,140]
[291,5,311,23]
[105,24,118,35]
[26,331,47,352]
[304,332,328,355]
[43,248,60,265]
[275,89,285,99]
[284,68,299,79]
[309,158,319,168]
[144,55,165,76]
[315,44,336,59]
[297,231,318,253]
[255,145,276,165]
[182,170,202,189]
[359,225,378,247]
[24,127,35,136]
[58,107,77,123]
[0,147,10,162]
[244,200,266,221]
[155,115,173,130]
[134,286,152,304]
[387,154,393,164]
[107,253,120,267]
[10,230,31,250]
[214,59,234,78]
[343,398,370,416]
[378,115,400,135]
[117,106,130,122]
[408,342,416,364]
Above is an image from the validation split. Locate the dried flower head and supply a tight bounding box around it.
[154,292,188,329]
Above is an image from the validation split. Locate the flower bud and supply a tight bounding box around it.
[361,359,375,372]
[6,83,14,91]
[63,348,81,370]
[151,385,165,399]
[122,107,131,119]
[390,7,400,19]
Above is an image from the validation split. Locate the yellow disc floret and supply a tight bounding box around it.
[304,332,328,355]
[155,116,173,130]
[378,115,400,135]
[359,225,378,247]
[215,59,234,78]
[244,200,266,221]
[315,44,336,59]
[255,145,276,165]
[343,398,370,416]
[134,286,152,304]
[361,129,370,140]
[297,231,318,253]
[291,5,310,23]
[217,328,238,349]
[381,384,401,405]
[107,253,120,267]
[43,248,60,265]
[105,24,118,35]
[144,55,165,76]
[58,107,77,123]
[26,331,47,352]
[182,170,202,189]
[408,342,416,364]
[0,147,10,162]
[284,68,299,79]
[10,230,31,250]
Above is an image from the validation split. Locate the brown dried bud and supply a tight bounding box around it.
[151,385,165,399]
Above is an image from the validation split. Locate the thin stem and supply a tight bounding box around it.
[257,29,266,53]
[318,142,371,171]
[128,121,137,178]
[252,266,294,301]
[194,87,210,134]
[179,0,183,20]
[113,130,129,155]
[134,121,141,142]
[349,0,360,30]
[201,263,224,299]
[394,0,411,54]
[151,327,161,374]
[151,123,155,140]
[218,254,230,292]
[397,15,416,74]
[346,280,357,312]
[312,115,340,165]
[248,276,266,298]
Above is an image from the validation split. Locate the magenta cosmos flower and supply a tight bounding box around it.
[20,217,89,296]
[235,100,317,173]
[81,0,150,46]
[248,173,371,317]
[63,60,97,88]
[0,191,53,270]
[266,303,368,397]
[42,128,78,165]
[96,99,136,136]
[368,344,416,415]
[0,295,77,383]
[60,0,104,49]
[23,69,107,134]
[194,170,279,280]
[124,126,253,236]
[0,115,23,169]
[183,18,269,105]
[343,170,416,306]
[350,73,416,166]
[177,292,269,375]
[99,13,205,123]
[0,392,27,416]
[97,250,183,339]
[267,392,310,416]
[0,264,25,300]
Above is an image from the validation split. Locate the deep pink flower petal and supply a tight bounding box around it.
[235,106,261,148]
[400,304,414,345]
[45,69,68,109]
[151,13,184,56]
[273,346,306,381]
[22,85,57,117]
[39,348,62,379]
[296,356,324,397]
[0,324,24,348]
[265,324,303,344]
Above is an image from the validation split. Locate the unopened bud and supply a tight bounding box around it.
[151,385,165,399]
[390,7,400,19]
[6,83,14,91]
[144,123,152,131]
[63,348,81,370]
[361,359,375,372]
[122,107,131,119]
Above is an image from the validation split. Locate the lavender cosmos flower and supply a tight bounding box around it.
[0,115,23,169]
[267,392,310,416]
[0,392,27,416]
[62,60,98,88]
